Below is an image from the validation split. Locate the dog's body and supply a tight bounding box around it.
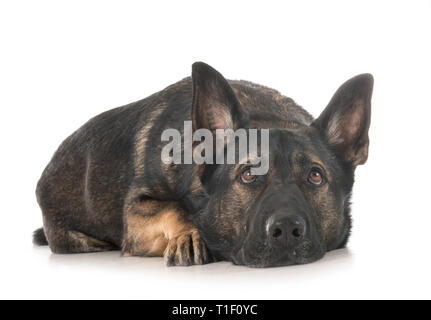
[35,63,373,267]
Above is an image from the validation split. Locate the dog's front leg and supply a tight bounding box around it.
[122,197,211,266]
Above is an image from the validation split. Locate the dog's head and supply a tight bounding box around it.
[186,62,373,267]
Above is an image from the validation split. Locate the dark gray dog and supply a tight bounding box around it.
[34,62,373,267]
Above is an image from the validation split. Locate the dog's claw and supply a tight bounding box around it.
[164,230,211,267]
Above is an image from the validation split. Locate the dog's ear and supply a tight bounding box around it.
[313,74,373,166]
[191,62,248,132]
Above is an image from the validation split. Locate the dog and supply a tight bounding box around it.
[34,62,373,267]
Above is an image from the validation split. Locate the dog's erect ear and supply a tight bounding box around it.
[313,74,373,166]
[191,62,248,132]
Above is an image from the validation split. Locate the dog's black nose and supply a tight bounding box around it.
[267,214,306,246]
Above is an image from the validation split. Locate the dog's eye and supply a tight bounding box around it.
[241,167,257,183]
[308,168,324,185]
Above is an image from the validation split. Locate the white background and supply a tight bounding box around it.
[0,0,430,299]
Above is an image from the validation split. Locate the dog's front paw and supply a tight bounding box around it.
[164,230,212,266]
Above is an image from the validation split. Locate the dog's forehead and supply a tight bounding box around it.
[268,126,320,156]
[266,127,336,173]
[269,127,349,183]
[224,126,335,179]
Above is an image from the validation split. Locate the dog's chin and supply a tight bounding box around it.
[230,245,326,268]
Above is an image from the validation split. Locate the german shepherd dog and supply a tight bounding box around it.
[34,62,373,267]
